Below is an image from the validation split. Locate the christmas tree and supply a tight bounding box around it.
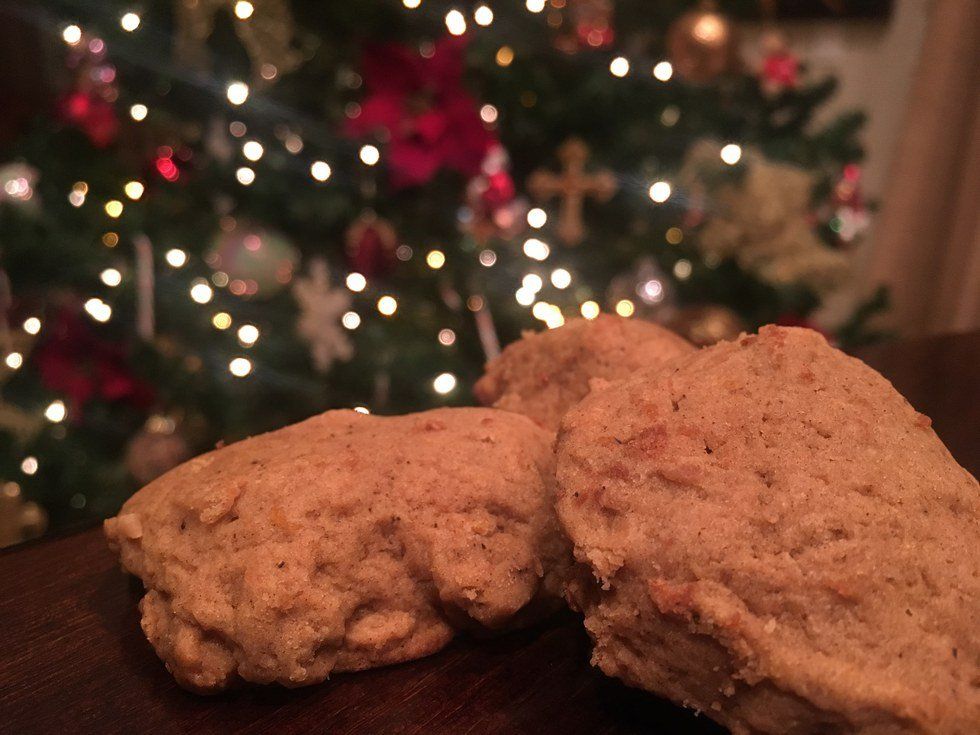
[0,0,884,539]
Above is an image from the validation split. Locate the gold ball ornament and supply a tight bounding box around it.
[669,304,745,346]
[666,6,739,84]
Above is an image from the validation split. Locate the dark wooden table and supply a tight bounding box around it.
[2,331,977,735]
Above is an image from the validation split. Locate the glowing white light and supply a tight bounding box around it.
[342,311,361,330]
[720,143,742,165]
[433,372,457,394]
[479,249,497,267]
[5,352,23,369]
[526,0,545,12]
[346,272,367,292]
[527,208,547,228]
[129,103,148,121]
[353,405,370,414]
[523,238,550,261]
[474,5,494,25]
[165,248,188,268]
[120,12,140,32]
[190,281,214,304]
[104,200,124,218]
[21,456,38,475]
[615,299,635,317]
[522,273,543,293]
[610,56,630,77]
[673,259,692,280]
[229,357,252,377]
[23,317,41,335]
[62,25,82,45]
[653,61,673,82]
[438,328,456,346]
[310,160,332,181]
[359,145,380,166]
[426,250,446,269]
[580,301,600,319]
[480,104,498,123]
[445,9,466,35]
[377,295,398,316]
[515,287,535,306]
[639,279,664,304]
[100,268,122,287]
[84,298,112,322]
[226,81,249,105]
[242,140,264,161]
[551,268,572,289]
[237,324,259,346]
[234,1,255,19]
[236,167,255,185]
[649,181,671,203]
[124,181,144,200]
[45,400,67,423]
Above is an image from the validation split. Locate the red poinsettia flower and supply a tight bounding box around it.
[56,91,119,148]
[33,307,155,418]
[345,35,497,188]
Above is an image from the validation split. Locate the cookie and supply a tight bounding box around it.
[475,315,694,430]
[105,408,568,692]
[555,326,980,734]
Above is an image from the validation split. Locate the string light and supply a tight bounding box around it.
[467,295,484,311]
[242,141,264,161]
[120,12,140,32]
[480,104,498,123]
[353,406,370,414]
[445,9,466,35]
[342,311,361,329]
[165,248,188,268]
[100,268,122,287]
[648,181,671,203]
[102,232,119,247]
[23,317,41,335]
[226,81,249,105]
[5,352,23,369]
[665,227,684,245]
[359,145,380,166]
[495,46,514,67]
[84,297,112,322]
[527,208,547,228]
[44,400,67,423]
[234,1,254,19]
[229,357,252,377]
[653,61,673,82]
[515,287,535,306]
[474,5,493,25]
[62,25,82,45]
[212,312,232,330]
[21,456,38,476]
[720,143,742,165]
[426,250,446,269]
[190,280,214,304]
[526,0,545,12]
[104,200,124,218]
[523,238,550,261]
[310,160,332,181]
[346,272,366,292]
[639,279,664,304]
[69,182,87,207]
[402,0,421,7]
[522,273,543,293]
[124,181,144,200]
[433,372,457,394]
[615,299,635,317]
[673,259,693,280]
[580,301,600,319]
[609,57,630,77]
[478,249,497,267]
[377,295,398,316]
[236,167,256,185]
[236,324,259,347]
[129,103,148,121]
[285,133,303,153]
[551,268,572,289]
[438,328,456,346]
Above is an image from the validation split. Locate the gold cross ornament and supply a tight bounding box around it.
[527,138,617,246]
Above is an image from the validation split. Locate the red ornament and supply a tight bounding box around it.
[56,91,119,148]
[464,145,526,242]
[345,212,398,278]
[345,35,498,188]
[760,31,799,95]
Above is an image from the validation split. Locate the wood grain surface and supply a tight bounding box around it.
[1,330,977,735]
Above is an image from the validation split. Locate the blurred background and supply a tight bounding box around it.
[0,0,977,546]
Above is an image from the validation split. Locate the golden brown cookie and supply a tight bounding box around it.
[556,326,980,734]
[105,408,568,693]
[475,315,694,431]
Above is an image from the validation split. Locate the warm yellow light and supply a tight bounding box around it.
[648,181,671,203]
[102,232,119,248]
[84,297,112,322]
[23,317,41,335]
[526,0,545,12]
[100,268,122,287]
[165,248,188,268]
[21,456,38,476]
[310,160,332,181]
[527,208,547,228]
[551,268,571,289]
[426,250,446,269]
[124,181,144,200]
[45,400,67,423]
[242,140,264,161]
[609,56,630,77]
[580,301,600,320]
[234,1,254,19]
[129,103,148,121]
[342,311,361,330]
[359,145,380,166]
[229,357,252,377]
[474,5,493,25]
[445,9,466,35]
[515,287,535,306]
[531,301,551,320]
[665,227,684,245]
[190,280,214,304]
[120,12,140,32]
[236,167,255,185]
[673,259,693,280]
[5,352,23,370]
[226,81,249,105]
[377,295,398,316]
[104,200,124,218]
[237,324,259,346]
[523,238,550,261]
[720,144,742,165]
[615,299,635,317]
[62,25,82,45]
[346,272,367,292]
[653,61,673,82]
[353,405,370,414]
[433,372,457,394]
[522,273,543,293]
[495,46,514,67]
[212,312,232,330]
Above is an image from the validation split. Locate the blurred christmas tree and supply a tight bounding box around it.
[0,0,886,537]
